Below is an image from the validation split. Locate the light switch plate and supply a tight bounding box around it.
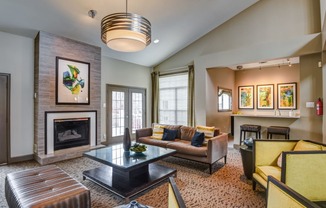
[306,102,315,108]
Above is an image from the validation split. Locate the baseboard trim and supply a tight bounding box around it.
[9,154,34,164]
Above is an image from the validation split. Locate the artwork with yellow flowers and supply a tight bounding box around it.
[56,57,90,105]
[238,85,254,109]
[277,82,296,110]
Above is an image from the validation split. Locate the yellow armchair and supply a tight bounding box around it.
[253,139,326,202]
[267,176,322,208]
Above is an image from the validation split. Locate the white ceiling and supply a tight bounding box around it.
[0,0,259,67]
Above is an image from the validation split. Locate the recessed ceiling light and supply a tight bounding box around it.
[153,39,160,44]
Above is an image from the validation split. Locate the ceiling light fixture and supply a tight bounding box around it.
[101,0,151,52]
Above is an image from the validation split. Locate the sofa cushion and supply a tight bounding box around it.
[180,126,196,141]
[162,128,178,141]
[293,140,322,151]
[196,125,215,138]
[167,140,207,157]
[138,136,170,148]
[151,124,165,140]
[191,131,205,147]
[256,166,281,181]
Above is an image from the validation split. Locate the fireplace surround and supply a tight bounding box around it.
[45,111,97,155]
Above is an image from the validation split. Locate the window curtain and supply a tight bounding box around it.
[151,71,159,124]
[187,65,195,126]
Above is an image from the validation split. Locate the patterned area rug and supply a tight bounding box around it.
[0,148,265,208]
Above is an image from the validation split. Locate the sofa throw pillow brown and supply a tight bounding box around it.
[180,126,196,141]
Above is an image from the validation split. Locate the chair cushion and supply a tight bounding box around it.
[138,136,170,148]
[293,140,322,151]
[162,128,178,141]
[256,165,281,181]
[167,140,207,157]
[191,131,205,147]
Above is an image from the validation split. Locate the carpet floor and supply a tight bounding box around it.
[0,148,266,208]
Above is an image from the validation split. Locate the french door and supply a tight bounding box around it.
[106,85,146,144]
[0,73,10,165]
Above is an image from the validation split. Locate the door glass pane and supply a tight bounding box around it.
[112,91,125,137]
[131,92,143,133]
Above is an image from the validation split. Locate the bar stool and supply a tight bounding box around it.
[267,126,290,140]
[240,124,261,145]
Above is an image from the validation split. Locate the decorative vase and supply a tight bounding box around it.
[123,127,131,151]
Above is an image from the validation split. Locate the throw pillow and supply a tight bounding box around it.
[162,128,178,141]
[277,140,323,168]
[293,140,322,151]
[277,153,283,167]
[191,131,205,147]
[196,125,215,138]
[151,124,165,140]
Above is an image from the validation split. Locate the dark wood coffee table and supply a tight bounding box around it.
[82,143,177,199]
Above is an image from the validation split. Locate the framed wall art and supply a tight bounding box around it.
[257,84,274,110]
[277,82,297,109]
[56,57,90,105]
[238,85,254,109]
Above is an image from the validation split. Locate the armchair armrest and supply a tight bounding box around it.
[281,150,326,202]
[136,128,153,142]
[207,133,228,163]
[267,176,321,208]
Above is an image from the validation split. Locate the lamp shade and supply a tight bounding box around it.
[101,13,151,52]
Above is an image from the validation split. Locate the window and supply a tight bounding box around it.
[218,87,232,112]
[159,73,188,125]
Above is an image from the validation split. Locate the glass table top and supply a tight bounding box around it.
[83,143,176,169]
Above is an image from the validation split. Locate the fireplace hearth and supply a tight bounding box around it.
[54,118,90,151]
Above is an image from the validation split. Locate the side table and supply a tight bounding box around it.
[240,145,253,179]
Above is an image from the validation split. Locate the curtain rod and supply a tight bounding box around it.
[159,65,189,76]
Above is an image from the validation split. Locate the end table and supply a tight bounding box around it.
[240,145,253,180]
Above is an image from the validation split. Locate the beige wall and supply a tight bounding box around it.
[101,57,152,142]
[235,64,300,114]
[0,30,152,159]
[0,31,34,157]
[206,68,235,133]
[154,0,323,141]
[299,53,323,140]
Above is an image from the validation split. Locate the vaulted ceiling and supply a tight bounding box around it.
[0,0,259,67]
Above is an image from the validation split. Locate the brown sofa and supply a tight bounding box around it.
[136,125,228,174]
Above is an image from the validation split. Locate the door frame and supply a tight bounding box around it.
[106,84,146,145]
[0,73,10,165]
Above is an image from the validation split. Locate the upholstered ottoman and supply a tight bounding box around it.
[5,165,90,208]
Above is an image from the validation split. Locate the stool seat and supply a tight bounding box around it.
[267,126,290,140]
[240,124,262,132]
[239,124,261,145]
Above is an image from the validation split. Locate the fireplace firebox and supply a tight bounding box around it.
[53,118,90,151]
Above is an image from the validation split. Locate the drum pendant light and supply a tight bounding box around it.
[101,0,151,52]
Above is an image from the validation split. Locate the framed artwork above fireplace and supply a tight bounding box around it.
[56,57,90,105]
